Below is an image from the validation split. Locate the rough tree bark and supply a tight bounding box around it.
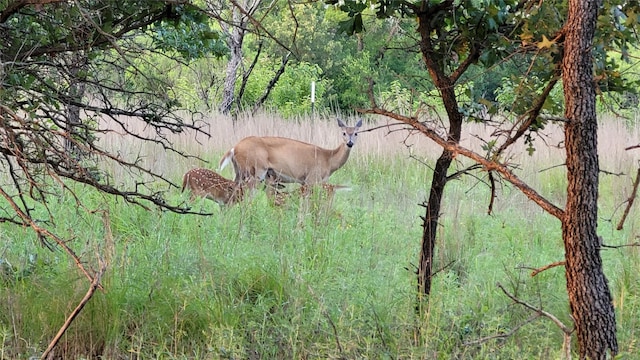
[562,0,618,357]
[219,5,246,115]
[415,3,475,299]
[65,52,88,159]
[416,24,461,300]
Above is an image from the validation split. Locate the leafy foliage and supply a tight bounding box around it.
[0,1,215,223]
[149,4,227,61]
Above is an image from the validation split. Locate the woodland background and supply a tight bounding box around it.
[1,0,640,358]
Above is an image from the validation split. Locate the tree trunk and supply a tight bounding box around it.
[562,0,618,358]
[418,151,452,297]
[65,52,87,160]
[415,11,463,300]
[219,7,245,115]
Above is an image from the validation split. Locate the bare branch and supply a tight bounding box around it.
[525,261,566,277]
[463,313,541,347]
[357,111,565,220]
[616,167,640,230]
[495,73,561,156]
[497,282,573,335]
[252,52,291,115]
[601,242,640,249]
[496,282,573,359]
[40,255,107,359]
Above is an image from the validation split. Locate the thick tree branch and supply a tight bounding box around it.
[358,108,565,220]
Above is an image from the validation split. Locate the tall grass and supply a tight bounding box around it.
[0,113,639,358]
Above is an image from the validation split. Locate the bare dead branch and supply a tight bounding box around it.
[237,40,264,109]
[527,261,566,277]
[497,282,573,334]
[497,282,573,359]
[601,242,640,249]
[357,110,565,220]
[357,121,407,134]
[495,72,560,156]
[0,185,104,284]
[446,163,484,182]
[252,52,291,115]
[40,256,107,360]
[463,313,541,347]
[616,167,640,230]
[539,163,567,173]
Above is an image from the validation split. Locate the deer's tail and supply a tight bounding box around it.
[219,148,234,171]
[181,172,189,193]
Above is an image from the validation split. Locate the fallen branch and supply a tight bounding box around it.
[40,256,107,359]
[497,282,574,359]
[463,313,541,346]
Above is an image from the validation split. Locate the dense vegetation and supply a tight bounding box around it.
[1,116,639,358]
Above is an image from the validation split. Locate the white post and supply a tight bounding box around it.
[311,81,316,115]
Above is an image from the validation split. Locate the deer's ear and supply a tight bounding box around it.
[355,119,363,128]
[337,118,346,128]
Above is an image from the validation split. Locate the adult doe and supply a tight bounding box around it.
[219,119,362,188]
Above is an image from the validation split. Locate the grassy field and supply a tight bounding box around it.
[1,113,639,359]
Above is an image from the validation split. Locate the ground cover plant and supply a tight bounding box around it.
[0,114,639,359]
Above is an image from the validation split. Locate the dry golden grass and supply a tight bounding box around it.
[96,111,640,191]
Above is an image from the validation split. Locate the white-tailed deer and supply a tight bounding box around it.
[219,119,363,188]
[181,168,244,205]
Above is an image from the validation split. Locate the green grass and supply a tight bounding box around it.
[1,116,639,359]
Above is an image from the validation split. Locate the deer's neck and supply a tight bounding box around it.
[327,144,351,174]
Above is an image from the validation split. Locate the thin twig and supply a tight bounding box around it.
[601,242,640,249]
[323,311,345,358]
